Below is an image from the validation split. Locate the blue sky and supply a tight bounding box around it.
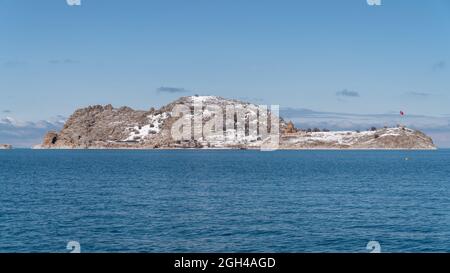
[1,0,450,146]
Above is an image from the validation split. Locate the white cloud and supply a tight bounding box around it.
[0,117,65,147]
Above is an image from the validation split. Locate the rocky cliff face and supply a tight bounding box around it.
[37,96,285,149]
[36,96,436,150]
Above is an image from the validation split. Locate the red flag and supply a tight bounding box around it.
[400,111,405,116]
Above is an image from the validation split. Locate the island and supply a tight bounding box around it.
[0,144,13,149]
[35,96,436,150]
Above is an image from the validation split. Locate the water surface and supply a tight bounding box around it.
[1,149,449,252]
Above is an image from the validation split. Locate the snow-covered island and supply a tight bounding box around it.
[35,96,436,150]
[279,128,435,149]
[0,144,12,149]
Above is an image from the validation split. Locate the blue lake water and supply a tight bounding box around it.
[1,149,450,253]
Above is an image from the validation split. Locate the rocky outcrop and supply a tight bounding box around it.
[280,127,435,149]
[36,104,153,149]
[36,96,436,150]
[283,121,297,134]
[0,144,12,149]
[42,131,59,147]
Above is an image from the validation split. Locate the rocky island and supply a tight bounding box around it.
[0,144,13,149]
[35,96,436,150]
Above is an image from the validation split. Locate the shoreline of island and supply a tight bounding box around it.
[34,96,437,151]
[31,146,438,151]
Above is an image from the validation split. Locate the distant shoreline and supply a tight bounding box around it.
[28,147,438,151]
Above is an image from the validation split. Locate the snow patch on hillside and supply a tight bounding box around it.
[284,128,413,146]
[123,112,169,141]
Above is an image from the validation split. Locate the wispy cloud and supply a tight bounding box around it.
[0,117,65,147]
[157,86,189,93]
[336,89,360,98]
[3,60,26,68]
[2,110,12,114]
[237,97,266,104]
[432,61,446,71]
[49,59,79,65]
[406,91,431,98]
